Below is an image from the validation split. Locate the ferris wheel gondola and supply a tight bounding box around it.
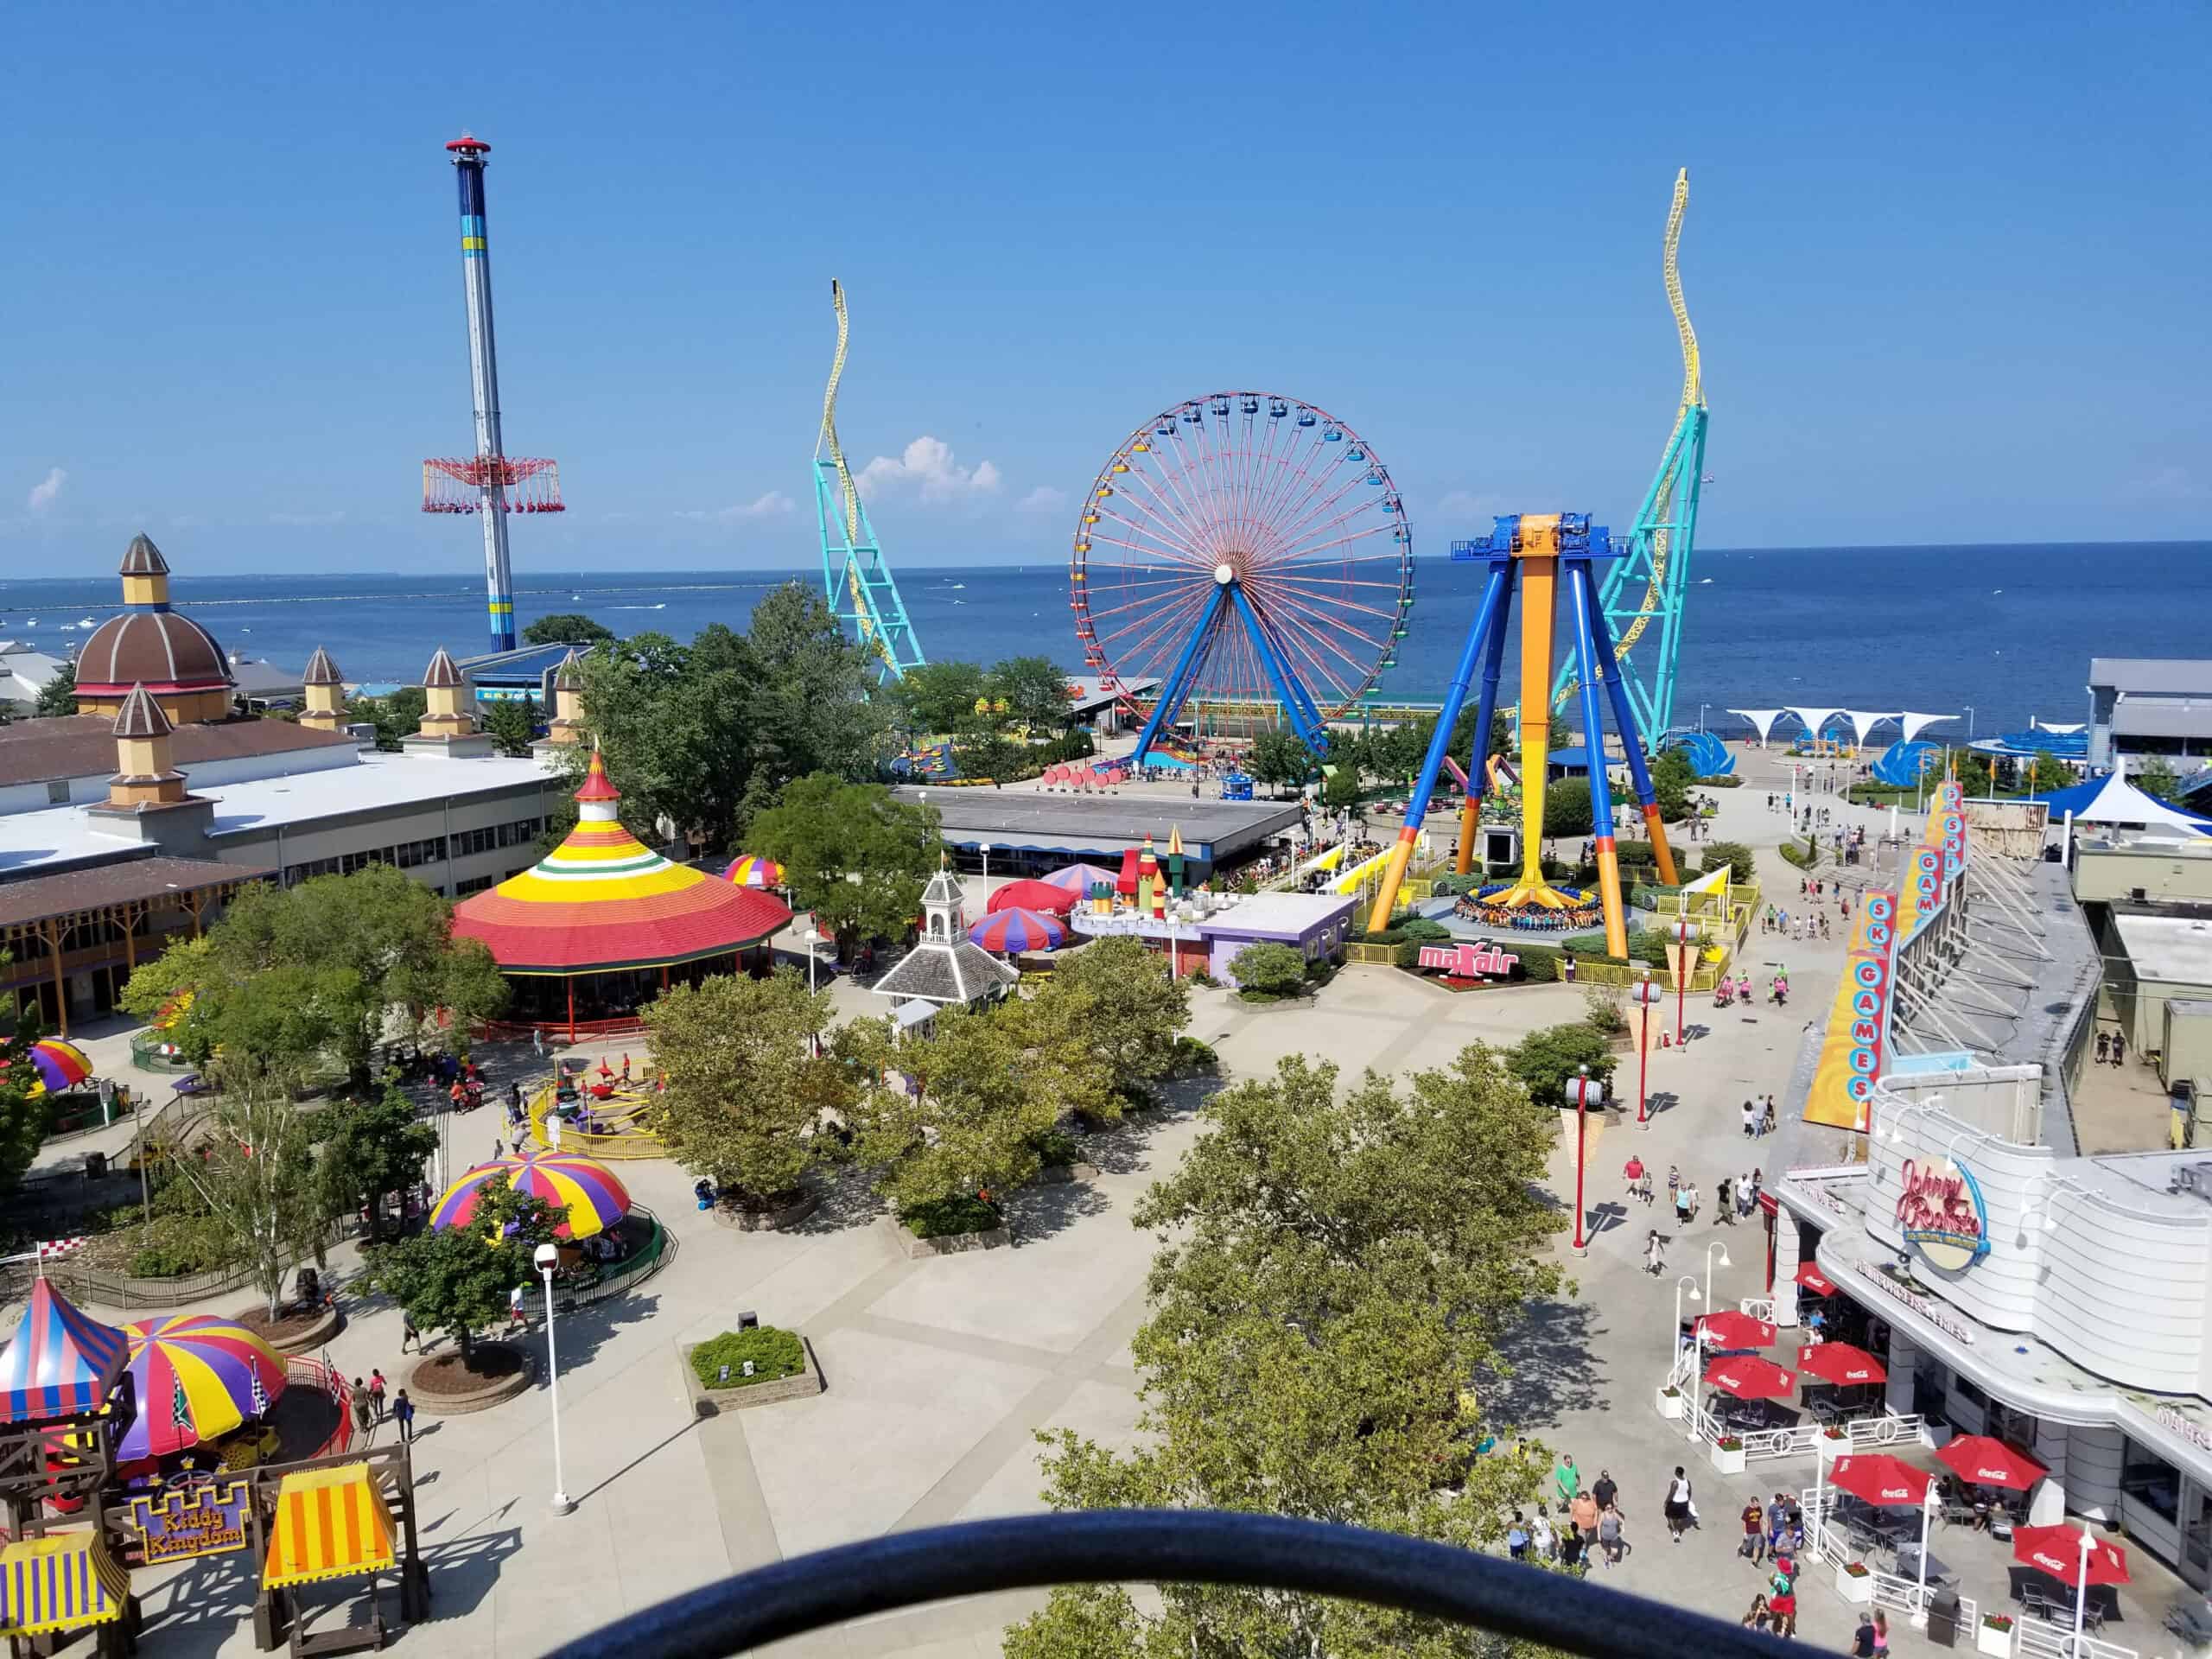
[1068,392,1414,761]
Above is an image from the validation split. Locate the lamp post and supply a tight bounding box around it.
[1703,1241,1731,1313]
[535,1243,574,1515]
[1567,1065,1597,1257]
[2069,1525,2095,1654]
[979,842,992,891]
[1673,1274,1702,1437]
[803,929,825,995]
[1631,970,1662,1128]
[1668,918,1703,1046]
[1698,702,1710,734]
[1964,706,1975,741]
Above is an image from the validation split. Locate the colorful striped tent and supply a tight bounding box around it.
[118,1314,287,1462]
[0,1280,128,1426]
[1039,862,1117,897]
[968,907,1066,954]
[263,1465,397,1589]
[0,1533,130,1637]
[983,880,1078,917]
[723,853,785,889]
[452,749,792,1033]
[429,1151,632,1241]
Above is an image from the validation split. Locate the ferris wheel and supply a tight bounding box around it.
[1069,392,1414,761]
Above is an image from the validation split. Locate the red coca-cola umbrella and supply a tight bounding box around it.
[1827,1453,1929,1508]
[1935,1434,2047,1491]
[1796,1342,1886,1386]
[1695,1310,1778,1350]
[2014,1523,2129,1587]
[1795,1262,1837,1297]
[1703,1355,1796,1401]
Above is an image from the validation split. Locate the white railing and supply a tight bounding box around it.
[1872,1570,1977,1630]
[1741,1296,1778,1322]
[2014,1619,2138,1659]
[1729,1410,1924,1461]
[1741,1423,1825,1461]
[1847,1412,1926,1452]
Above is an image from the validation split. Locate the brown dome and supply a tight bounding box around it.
[75,611,232,697]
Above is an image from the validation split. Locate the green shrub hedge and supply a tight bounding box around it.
[691,1325,805,1389]
[1779,837,1821,870]
[900,1194,1006,1238]
[1171,1036,1220,1073]
[1027,1128,1082,1169]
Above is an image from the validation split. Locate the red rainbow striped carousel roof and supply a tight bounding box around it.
[451,750,791,975]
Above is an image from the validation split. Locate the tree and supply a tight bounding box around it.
[1022,937,1191,1117]
[1369,718,1430,782]
[892,661,990,737]
[1700,840,1757,883]
[346,686,426,753]
[2134,756,2184,803]
[989,656,1075,732]
[957,730,1024,783]
[1322,761,1363,811]
[171,1082,325,1319]
[1247,731,1313,796]
[1954,751,1995,800]
[740,582,887,807]
[480,693,539,758]
[522,613,616,646]
[32,664,76,719]
[2025,753,2071,794]
[1543,778,1593,838]
[643,969,854,1204]
[747,774,941,953]
[1505,1020,1618,1109]
[1649,744,1695,819]
[848,1005,1060,1213]
[365,1173,565,1363]
[0,997,47,1198]
[315,1086,438,1244]
[121,863,509,1090]
[1228,942,1307,998]
[1006,1051,1561,1659]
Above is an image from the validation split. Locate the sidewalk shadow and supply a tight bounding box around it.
[791,1164,887,1236]
[1642,1090,1680,1118]
[1488,1297,1608,1428]
[417,1522,524,1622]
[1007,1177,1111,1243]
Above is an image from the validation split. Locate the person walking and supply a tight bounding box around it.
[1662,1466,1694,1543]
[2096,1030,2111,1064]
[367,1369,388,1419]
[1740,1497,1767,1562]
[1569,1489,1599,1554]
[2113,1031,2126,1066]
[352,1380,375,1441]
[1716,1174,1734,1224]
[1598,1501,1624,1566]
[1592,1468,1618,1512]
[1530,1510,1555,1562]
[400,1313,420,1354]
[1624,1154,1646,1202]
[1507,1512,1529,1561]
[1553,1453,1581,1513]
[1768,1572,1798,1638]
[1644,1229,1665,1276]
[391,1389,416,1445]
[1742,1098,1758,1139]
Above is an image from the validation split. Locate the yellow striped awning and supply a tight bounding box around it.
[0,1532,130,1636]
[263,1465,397,1589]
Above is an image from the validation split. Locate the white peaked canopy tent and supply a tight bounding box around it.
[1728,709,1787,746]
[2038,765,2212,835]
[1786,708,1842,743]
[1897,712,1958,745]
[1839,710,1902,747]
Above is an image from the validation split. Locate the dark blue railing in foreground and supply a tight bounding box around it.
[544,1510,1797,1659]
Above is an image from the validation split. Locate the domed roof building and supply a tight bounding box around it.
[74,535,234,724]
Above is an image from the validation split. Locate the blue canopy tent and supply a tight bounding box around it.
[2028,771,2212,834]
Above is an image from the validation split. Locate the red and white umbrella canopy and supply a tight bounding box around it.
[1696,1310,1778,1349]
[2013,1525,2129,1587]
[1703,1356,1796,1401]
[1936,1435,2048,1491]
[1827,1453,1930,1508]
[1795,1262,1837,1297]
[1796,1342,1886,1387]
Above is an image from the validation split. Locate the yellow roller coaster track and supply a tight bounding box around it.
[1552,168,1701,713]
[820,279,887,659]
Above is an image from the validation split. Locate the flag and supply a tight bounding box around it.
[36,1237,86,1259]
[250,1372,270,1420]
[170,1375,195,1443]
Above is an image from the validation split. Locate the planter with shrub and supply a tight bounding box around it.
[882,1194,1011,1258]
[1977,1613,2015,1656]
[1834,1560,1874,1604]
[1709,1435,1746,1474]
[681,1325,822,1414]
[1655,1384,1684,1420]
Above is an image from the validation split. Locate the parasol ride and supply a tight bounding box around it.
[452,749,792,1041]
[968,908,1065,955]
[429,1150,631,1242]
[1795,1342,1886,1387]
[1041,862,1117,897]
[0,1039,94,1098]
[984,880,1078,917]
[1935,1434,2047,1491]
[723,854,785,889]
[118,1314,286,1461]
[0,1281,128,1426]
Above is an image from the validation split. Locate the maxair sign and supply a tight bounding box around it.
[1805,890,1898,1130]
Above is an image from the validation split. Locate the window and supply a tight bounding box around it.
[453,874,498,897]
[45,780,70,805]
[2123,1439,2179,1523]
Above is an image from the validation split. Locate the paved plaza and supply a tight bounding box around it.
[20,750,2189,1656]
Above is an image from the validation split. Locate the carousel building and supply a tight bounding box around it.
[451,748,791,1037]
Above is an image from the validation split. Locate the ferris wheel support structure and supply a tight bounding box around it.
[816,281,925,683]
[1549,168,1710,738]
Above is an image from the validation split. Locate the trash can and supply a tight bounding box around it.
[295,1266,321,1309]
[82,1150,107,1180]
[1925,1586,1961,1647]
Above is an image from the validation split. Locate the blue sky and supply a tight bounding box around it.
[3,1,2206,575]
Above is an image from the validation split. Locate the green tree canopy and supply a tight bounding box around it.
[1543,778,1593,838]
[1006,1050,1562,1659]
[480,693,539,758]
[366,1173,565,1362]
[1700,839,1757,883]
[847,1004,1060,1212]
[33,664,77,719]
[2135,756,2184,802]
[989,656,1076,731]
[315,1085,438,1244]
[0,1000,47,1198]
[1247,730,1313,794]
[170,1081,326,1318]
[1229,941,1308,999]
[747,775,941,950]
[120,864,509,1090]
[522,613,616,646]
[1505,1020,1618,1109]
[643,969,855,1202]
[893,661,991,736]
[1021,937,1191,1118]
[346,686,426,753]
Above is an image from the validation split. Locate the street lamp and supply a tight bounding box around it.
[1673,1274,1702,1433]
[803,928,825,995]
[1698,702,1709,734]
[1630,970,1662,1128]
[1964,706,1975,741]
[1567,1065,1599,1257]
[534,1243,574,1515]
[979,842,993,890]
[1704,1241,1731,1312]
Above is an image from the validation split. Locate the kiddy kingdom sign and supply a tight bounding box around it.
[1414,942,1521,978]
[1895,1156,1990,1273]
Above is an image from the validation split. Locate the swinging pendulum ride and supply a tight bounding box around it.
[1366,514,1678,959]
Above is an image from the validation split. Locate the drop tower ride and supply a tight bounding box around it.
[422,133,563,653]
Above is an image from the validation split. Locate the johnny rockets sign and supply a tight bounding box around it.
[1895,1156,1990,1273]
[1414,942,1520,978]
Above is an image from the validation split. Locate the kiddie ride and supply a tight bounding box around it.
[1367,514,1680,960]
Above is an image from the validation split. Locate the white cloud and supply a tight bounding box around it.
[269,510,346,526]
[26,468,65,513]
[855,436,1001,504]
[675,491,797,524]
[1017,486,1069,515]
